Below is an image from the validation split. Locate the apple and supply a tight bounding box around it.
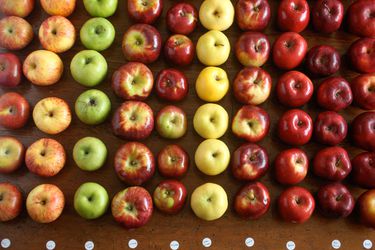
[39,16,75,54]
[232,105,270,143]
[114,142,155,185]
[348,38,375,74]
[83,0,118,17]
[157,144,189,178]
[0,136,24,174]
[199,0,234,31]
[195,67,229,102]
[277,0,309,32]
[80,17,115,52]
[347,0,375,38]
[232,143,269,181]
[278,186,315,223]
[155,68,188,102]
[70,50,108,87]
[316,77,353,111]
[274,148,308,185]
[167,2,197,35]
[351,73,375,110]
[235,32,270,67]
[0,183,22,222]
[75,89,111,125]
[312,0,344,33]
[26,184,65,223]
[23,50,63,86]
[111,186,153,229]
[235,0,271,31]
[74,182,109,219]
[196,30,230,66]
[0,92,30,129]
[0,0,34,17]
[0,16,33,50]
[193,103,228,139]
[25,138,66,177]
[164,34,195,66]
[351,111,375,152]
[272,32,307,70]
[357,189,375,228]
[234,182,270,219]
[33,97,71,135]
[313,146,351,181]
[190,183,228,221]
[127,0,162,24]
[112,62,153,101]
[194,139,230,176]
[306,45,341,76]
[156,106,187,139]
[233,67,272,105]
[40,0,76,17]
[122,24,162,64]
[352,152,375,189]
[153,180,187,214]
[314,111,347,146]
[0,53,22,87]
[276,71,313,107]
[277,109,313,146]
[73,137,107,172]
[317,183,354,218]
[112,101,154,140]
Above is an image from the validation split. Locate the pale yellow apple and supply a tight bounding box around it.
[196,30,230,66]
[199,0,234,31]
[194,139,230,175]
[196,67,229,102]
[193,103,228,139]
[190,183,228,221]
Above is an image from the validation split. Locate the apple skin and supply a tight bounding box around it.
[278,186,315,224]
[156,105,187,139]
[164,34,195,66]
[277,0,310,33]
[199,0,234,32]
[276,70,313,107]
[351,111,375,152]
[352,152,375,189]
[157,144,189,178]
[112,101,154,140]
[317,183,354,218]
[73,137,107,172]
[111,186,153,229]
[0,136,24,174]
[0,16,33,50]
[0,53,22,87]
[274,148,308,185]
[306,45,341,76]
[314,111,347,146]
[0,182,23,222]
[114,142,155,186]
[316,77,353,112]
[155,68,188,102]
[235,0,271,31]
[122,24,162,64]
[347,0,375,38]
[357,189,375,228]
[0,92,30,129]
[232,143,269,181]
[272,32,308,70]
[80,17,115,52]
[348,38,375,74]
[196,30,231,66]
[153,180,187,214]
[235,32,270,67]
[0,0,35,17]
[351,73,375,110]
[167,2,197,35]
[277,109,313,146]
[127,0,162,24]
[83,0,118,18]
[312,0,344,33]
[40,0,76,17]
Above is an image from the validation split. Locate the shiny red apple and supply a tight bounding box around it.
[351,73,375,110]
[235,0,271,31]
[317,183,354,218]
[155,68,188,102]
[0,92,30,129]
[0,53,22,87]
[306,45,341,76]
[157,144,189,178]
[164,34,194,66]
[127,0,162,24]
[347,0,375,38]
[351,111,375,152]
[274,148,308,185]
[314,111,347,146]
[312,0,344,33]
[277,0,310,33]
[352,152,375,189]
[348,38,375,74]
[316,77,353,111]
[0,182,23,222]
[153,179,187,214]
[235,31,270,67]
[166,2,197,35]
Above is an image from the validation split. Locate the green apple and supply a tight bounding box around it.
[80,17,115,51]
[75,89,111,125]
[156,106,187,139]
[83,0,118,17]
[70,50,108,87]
[74,182,109,219]
[73,137,107,171]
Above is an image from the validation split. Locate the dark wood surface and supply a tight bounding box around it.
[1,0,374,249]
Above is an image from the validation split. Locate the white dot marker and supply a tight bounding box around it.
[363,240,373,249]
[332,240,341,249]
[170,240,179,250]
[46,240,56,250]
[202,237,212,248]
[245,237,255,247]
[286,241,295,250]
[1,239,11,249]
[128,239,138,249]
[85,241,94,250]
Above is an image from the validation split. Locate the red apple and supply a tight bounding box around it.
[234,182,270,219]
[277,0,310,33]
[347,0,375,38]
[164,34,194,66]
[278,186,315,223]
[317,183,354,218]
[272,32,308,70]
[127,0,162,24]
[235,32,270,67]
[314,111,347,146]
[306,45,341,76]
[351,73,375,110]
[352,152,375,189]
[0,92,30,129]
[40,0,76,17]
[235,0,271,31]
[0,0,34,17]
[276,70,313,107]
[0,136,24,174]
[351,111,375,152]
[0,16,33,50]
[166,2,197,35]
[277,109,313,146]
[274,148,308,185]
[0,182,22,222]
[0,53,22,87]
[357,189,375,228]
[312,0,344,33]
[155,68,188,102]
[112,101,154,140]
[316,77,353,111]
[232,143,269,181]
[348,38,375,74]
[114,142,155,185]
[157,144,189,178]
[153,180,187,214]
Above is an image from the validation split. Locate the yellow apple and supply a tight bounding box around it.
[190,183,228,221]
[199,0,234,31]
[193,103,228,139]
[196,67,229,102]
[196,30,230,66]
[194,139,230,175]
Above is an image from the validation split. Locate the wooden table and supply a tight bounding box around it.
[1,0,374,249]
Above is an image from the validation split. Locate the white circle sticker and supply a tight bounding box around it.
[286,241,296,250]
[170,240,179,250]
[128,239,138,249]
[245,237,255,247]
[1,239,11,249]
[363,240,373,249]
[46,240,56,250]
[85,241,94,250]
[332,240,341,249]
[202,238,212,248]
